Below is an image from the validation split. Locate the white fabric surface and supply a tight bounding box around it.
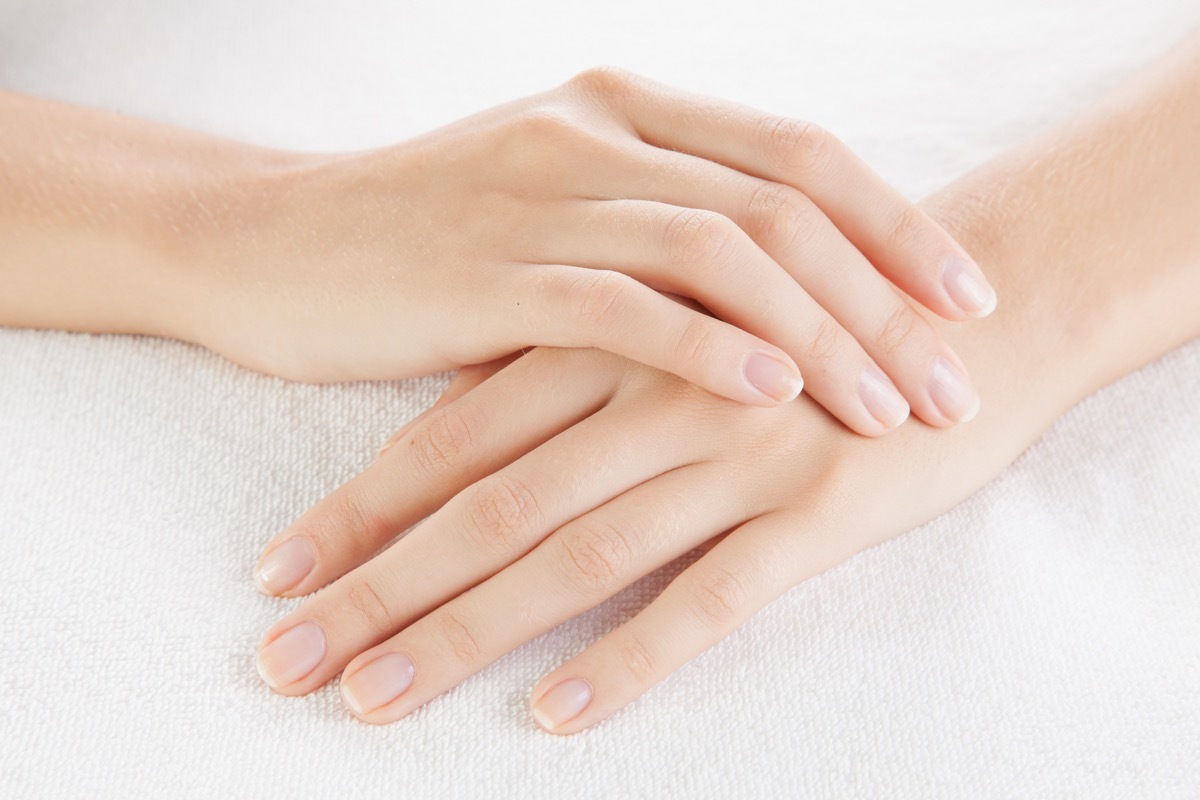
[2,1,1198,797]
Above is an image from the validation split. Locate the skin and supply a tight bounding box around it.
[249,33,1200,733]
[3,24,1197,733]
[0,73,996,435]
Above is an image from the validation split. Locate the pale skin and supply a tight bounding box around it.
[0,74,997,435]
[3,33,1198,734]
[249,34,1200,732]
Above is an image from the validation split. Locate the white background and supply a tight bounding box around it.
[1,1,1198,797]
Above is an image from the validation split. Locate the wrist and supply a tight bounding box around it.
[920,35,1200,434]
[152,143,322,353]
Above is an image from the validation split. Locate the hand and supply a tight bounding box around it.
[250,35,1200,734]
[251,342,1048,733]
[188,69,993,433]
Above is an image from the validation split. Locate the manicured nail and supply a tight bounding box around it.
[743,353,803,403]
[341,652,416,715]
[858,364,909,429]
[942,254,997,317]
[531,678,593,731]
[928,356,980,423]
[255,536,315,595]
[256,621,326,689]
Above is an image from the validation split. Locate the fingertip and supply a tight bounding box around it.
[857,363,910,433]
[959,393,982,423]
[942,253,998,319]
[926,356,981,426]
[742,351,803,404]
[530,677,594,734]
[255,535,316,596]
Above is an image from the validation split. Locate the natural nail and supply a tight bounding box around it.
[942,254,997,317]
[255,536,316,595]
[928,356,980,423]
[256,621,327,689]
[858,364,909,429]
[743,353,803,403]
[531,678,593,731]
[341,652,415,715]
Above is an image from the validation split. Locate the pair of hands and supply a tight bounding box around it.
[247,70,1007,733]
[253,341,1038,734]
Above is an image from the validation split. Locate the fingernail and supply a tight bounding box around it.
[256,621,326,689]
[341,652,415,715]
[928,356,980,423]
[531,678,593,731]
[858,364,909,429]
[255,536,315,595]
[743,353,803,403]
[942,255,997,317]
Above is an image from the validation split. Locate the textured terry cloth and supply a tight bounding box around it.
[1,1,1198,798]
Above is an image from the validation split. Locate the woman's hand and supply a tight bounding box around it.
[184,69,993,433]
[251,342,1051,734]
[251,32,1200,729]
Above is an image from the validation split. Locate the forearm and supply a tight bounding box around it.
[925,31,1200,439]
[832,32,1200,540]
[0,90,290,339]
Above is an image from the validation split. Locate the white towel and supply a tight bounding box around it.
[1,1,1197,797]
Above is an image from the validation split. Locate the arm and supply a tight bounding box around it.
[248,33,1200,732]
[0,79,994,433]
[0,91,278,340]
[927,29,1200,421]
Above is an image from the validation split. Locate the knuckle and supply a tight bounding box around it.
[461,475,541,558]
[883,205,931,254]
[746,182,820,252]
[411,405,482,473]
[673,315,720,368]
[343,574,396,639]
[616,635,658,685]
[558,520,635,595]
[662,208,736,267]
[515,108,586,146]
[434,609,483,664]
[568,66,637,102]
[805,316,843,364]
[574,269,635,330]
[687,567,748,631]
[327,492,389,552]
[874,304,923,358]
[757,116,835,177]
